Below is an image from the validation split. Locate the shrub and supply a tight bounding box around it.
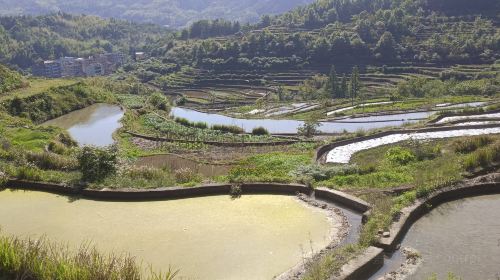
[293,164,360,181]
[194,122,208,129]
[252,126,269,136]
[16,165,43,181]
[298,120,321,138]
[77,146,118,183]
[127,166,166,181]
[48,141,69,155]
[26,152,78,171]
[230,184,242,199]
[174,118,207,129]
[149,92,170,111]
[385,147,416,165]
[463,148,493,171]
[174,117,190,126]
[174,167,202,184]
[355,128,366,137]
[211,124,244,134]
[0,170,7,187]
[58,133,77,147]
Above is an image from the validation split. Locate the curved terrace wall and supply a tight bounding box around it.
[3,179,372,280]
[376,180,500,252]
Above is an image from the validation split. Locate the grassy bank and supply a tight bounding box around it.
[0,232,177,280]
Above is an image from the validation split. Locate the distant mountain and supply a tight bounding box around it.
[0,0,315,28]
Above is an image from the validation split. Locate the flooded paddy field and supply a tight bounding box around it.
[0,190,339,279]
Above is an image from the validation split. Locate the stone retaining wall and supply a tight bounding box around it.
[5,180,313,201]
[333,247,384,280]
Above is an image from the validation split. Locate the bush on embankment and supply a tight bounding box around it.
[1,82,115,123]
[174,117,208,129]
[211,124,244,134]
[0,64,27,94]
[0,233,178,280]
[251,126,269,136]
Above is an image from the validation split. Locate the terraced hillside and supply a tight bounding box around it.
[131,4,499,104]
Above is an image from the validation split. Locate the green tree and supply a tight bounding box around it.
[375,31,397,60]
[349,66,361,105]
[298,120,321,138]
[340,74,348,98]
[328,65,339,99]
[78,146,118,183]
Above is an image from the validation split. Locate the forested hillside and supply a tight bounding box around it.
[0,0,315,28]
[0,13,172,69]
[157,0,499,72]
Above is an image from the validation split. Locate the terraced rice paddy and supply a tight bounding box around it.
[0,190,337,280]
[326,127,500,164]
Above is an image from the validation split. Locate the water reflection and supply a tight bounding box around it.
[43,104,124,147]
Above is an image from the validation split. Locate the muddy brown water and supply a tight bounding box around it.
[42,104,124,147]
[0,190,335,280]
[135,154,231,177]
[371,194,500,280]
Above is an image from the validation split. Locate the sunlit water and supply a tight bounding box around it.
[0,190,335,280]
[371,194,500,280]
[171,107,431,134]
[43,104,124,147]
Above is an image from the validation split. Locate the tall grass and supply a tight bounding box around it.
[453,136,493,154]
[463,143,500,171]
[27,151,78,171]
[211,124,244,134]
[0,233,177,280]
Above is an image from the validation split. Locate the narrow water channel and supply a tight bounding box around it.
[371,194,500,280]
[0,190,336,280]
[42,104,124,147]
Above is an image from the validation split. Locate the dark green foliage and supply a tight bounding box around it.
[395,77,498,98]
[149,92,170,111]
[2,82,113,123]
[463,142,500,171]
[385,147,416,165]
[211,124,244,134]
[0,13,172,68]
[186,19,241,39]
[174,117,208,129]
[154,0,499,74]
[0,64,25,93]
[77,146,118,183]
[297,120,320,138]
[349,66,361,101]
[26,151,78,171]
[251,126,269,136]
